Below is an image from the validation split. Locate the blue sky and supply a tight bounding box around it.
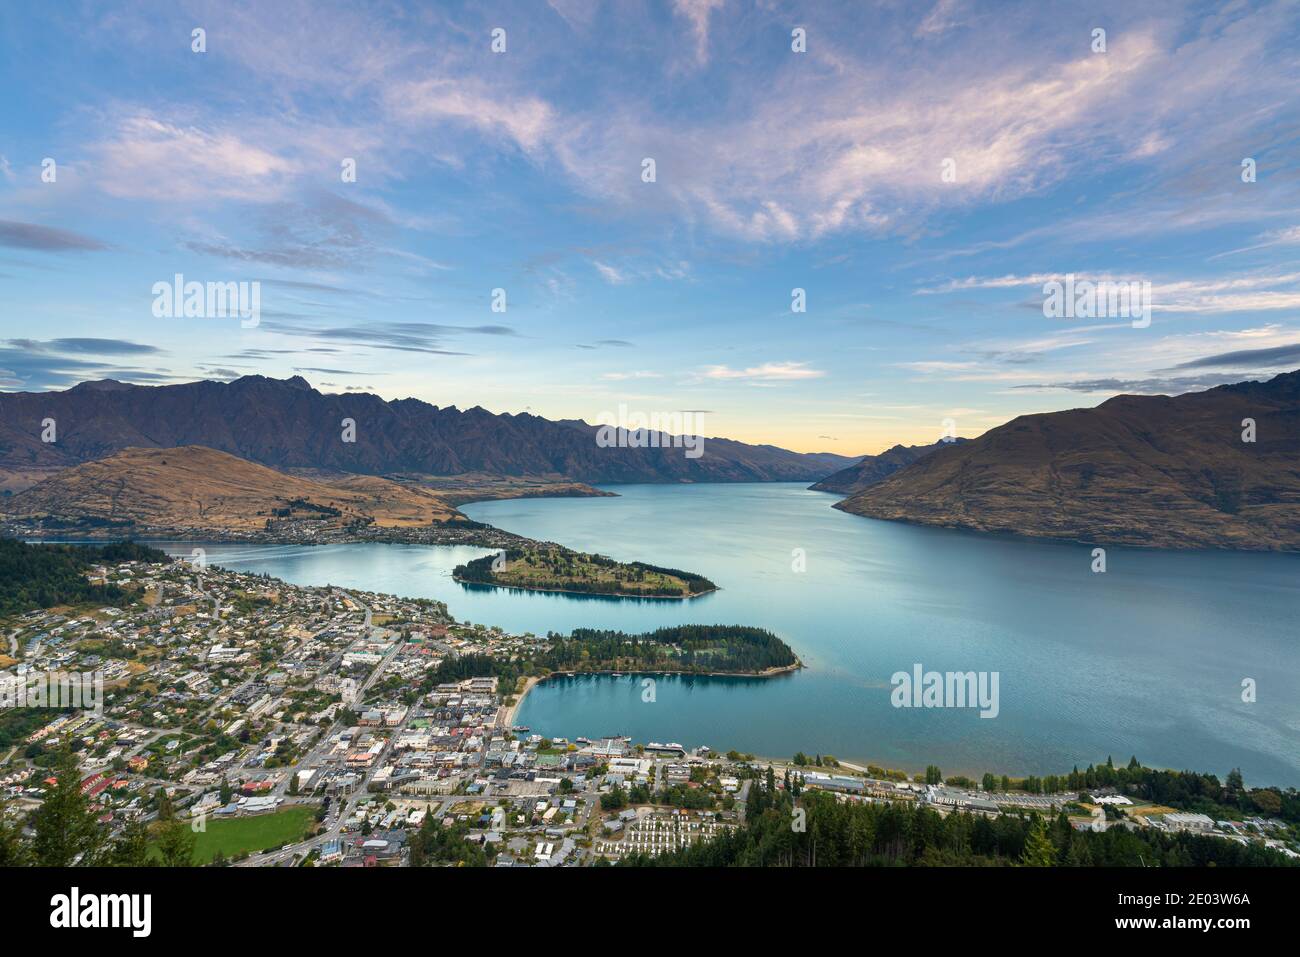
[1,0,1299,452]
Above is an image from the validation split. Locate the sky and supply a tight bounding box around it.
[1,0,1299,454]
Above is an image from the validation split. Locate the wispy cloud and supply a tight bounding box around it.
[916,0,967,37]
[263,319,519,356]
[7,337,161,356]
[1012,373,1271,394]
[593,261,628,284]
[919,270,1300,315]
[0,220,108,252]
[1168,342,1300,370]
[92,115,298,202]
[700,361,825,381]
[600,370,661,380]
[673,0,726,64]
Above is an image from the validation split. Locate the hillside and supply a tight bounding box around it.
[0,538,167,617]
[0,375,854,484]
[809,439,967,495]
[838,370,1300,550]
[0,445,467,534]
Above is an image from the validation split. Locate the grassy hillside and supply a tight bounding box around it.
[2,445,465,534]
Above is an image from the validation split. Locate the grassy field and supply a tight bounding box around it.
[190,805,318,864]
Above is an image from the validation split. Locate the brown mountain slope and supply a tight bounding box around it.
[809,438,967,495]
[837,370,1300,550]
[1,445,463,532]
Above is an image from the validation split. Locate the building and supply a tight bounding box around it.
[1164,812,1215,832]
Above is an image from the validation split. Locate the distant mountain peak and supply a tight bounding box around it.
[0,375,856,484]
[227,373,314,391]
[69,378,133,392]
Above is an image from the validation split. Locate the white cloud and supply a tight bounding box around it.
[600,370,662,380]
[70,0,1300,252]
[673,0,726,64]
[1211,225,1300,260]
[916,0,966,37]
[593,261,628,284]
[701,361,825,381]
[918,270,1300,315]
[385,80,553,154]
[92,116,298,202]
[898,360,978,374]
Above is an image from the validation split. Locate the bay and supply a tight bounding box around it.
[158,482,1300,786]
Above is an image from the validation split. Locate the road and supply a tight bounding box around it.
[234,590,405,866]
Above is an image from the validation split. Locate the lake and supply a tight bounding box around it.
[160,483,1300,786]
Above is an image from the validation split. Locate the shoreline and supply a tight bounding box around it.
[502,675,542,729]
[7,524,532,549]
[538,662,803,679]
[506,660,803,729]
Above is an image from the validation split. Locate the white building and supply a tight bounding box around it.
[1164,812,1214,832]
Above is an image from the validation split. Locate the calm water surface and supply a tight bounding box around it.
[160,483,1300,786]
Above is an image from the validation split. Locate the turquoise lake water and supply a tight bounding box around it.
[161,482,1300,786]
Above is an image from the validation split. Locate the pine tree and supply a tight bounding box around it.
[31,749,108,866]
[110,819,151,866]
[0,802,29,866]
[1066,835,1093,867]
[154,786,195,867]
[1020,816,1057,867]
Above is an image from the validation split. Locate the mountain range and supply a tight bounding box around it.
[4,370,1298,551]
[0,375,854,485]
[838,370,1300,551]
[809,439,968,495]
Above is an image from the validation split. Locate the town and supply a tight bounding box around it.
[1,552,1296,867]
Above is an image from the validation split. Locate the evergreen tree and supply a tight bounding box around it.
[0,802,29,866]
[1065,835,1093,867]
[154,786,196,867]
[1020,816,1057,867]
[110,819,151,866]
[31,749,108,866]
